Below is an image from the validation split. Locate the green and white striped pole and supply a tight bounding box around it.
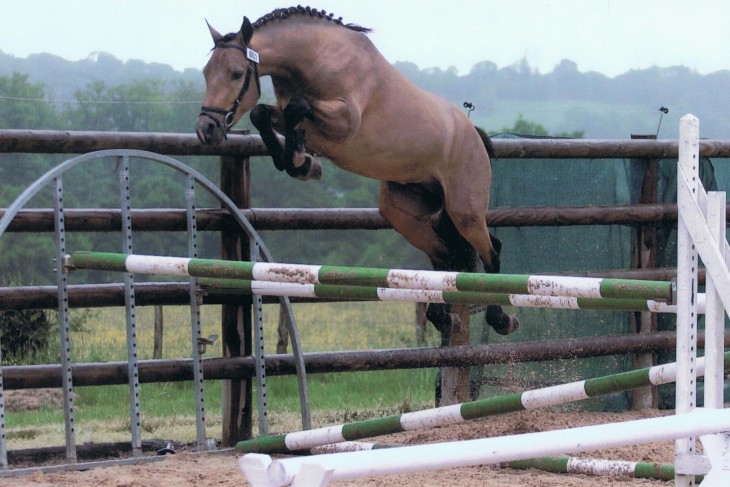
[506,455,685,482]
[235,352,729,454]
[198,277,692,314]
[303,447,687,483]
[69,251,674,301]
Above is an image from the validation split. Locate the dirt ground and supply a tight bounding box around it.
[8,408,681,486]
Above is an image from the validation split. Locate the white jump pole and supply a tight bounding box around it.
[675,114,702,485]
[239,409,730,487]
[675,114,730,486]
[703,191,726,409]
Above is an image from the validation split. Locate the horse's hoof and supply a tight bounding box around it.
[492,314,519,336]
[292,151,307,168]
[295,156,323,181]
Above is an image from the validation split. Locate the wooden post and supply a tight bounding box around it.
[220,154,253,445]
[415,302,427,345]
[439,304,471,405]
[153,305,163,360]
[276,307,289,354]
[630,134,658,409]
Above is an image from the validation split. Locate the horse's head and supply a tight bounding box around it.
[195,17,261,145]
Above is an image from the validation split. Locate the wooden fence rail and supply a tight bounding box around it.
[4,129,730,158]
[0,203,716,232]
[3,331,715,390]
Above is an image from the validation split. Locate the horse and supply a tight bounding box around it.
[195,6,519,343]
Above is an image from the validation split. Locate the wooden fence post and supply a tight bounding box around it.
[276,307,289,354]
[630,134,659,409]
[153,305,163,360]
[220,154,253,445]
[440,304,471,405]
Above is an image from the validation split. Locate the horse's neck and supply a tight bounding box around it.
[251,23,375,94]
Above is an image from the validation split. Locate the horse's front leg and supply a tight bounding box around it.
[280,96,322,181]
[249,102,322,181]
[250,104,286,171]
[282,95,361,176]
[426,211,480,346]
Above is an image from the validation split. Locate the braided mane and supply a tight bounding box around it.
[253,5,372,33]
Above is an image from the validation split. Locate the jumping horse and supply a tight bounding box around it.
[195,6,519,344]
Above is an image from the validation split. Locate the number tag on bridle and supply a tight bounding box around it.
[246,48,260,64]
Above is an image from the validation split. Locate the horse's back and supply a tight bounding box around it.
[330,58,486,182]
[275,23,488,184]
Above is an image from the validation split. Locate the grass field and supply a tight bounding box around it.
[5,301,442,448]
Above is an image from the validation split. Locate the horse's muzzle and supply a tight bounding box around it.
[195,115,226,145]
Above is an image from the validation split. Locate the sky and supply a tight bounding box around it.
[1,1,729,78]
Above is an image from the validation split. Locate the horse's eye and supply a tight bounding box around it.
[232,71,244,81]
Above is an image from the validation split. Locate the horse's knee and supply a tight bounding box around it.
[250,104,273,130]
[251,105,287,171]
[284,96,314,126]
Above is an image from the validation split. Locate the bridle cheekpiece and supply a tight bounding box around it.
[199,43,260,135]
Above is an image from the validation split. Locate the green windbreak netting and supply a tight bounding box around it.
[470,134,721,410]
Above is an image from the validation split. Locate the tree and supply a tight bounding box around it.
[0,73,58,129]
[500,114,548,136]
[63,79,172,131]
[0,308,50,364]
[164,80,205,132]
[499,114,584,138]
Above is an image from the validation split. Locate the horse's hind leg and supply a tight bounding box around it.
[439,207,517,336]
[378,182,464,342]
[431,208,480,272]
[442,161,519,336]
[378,181,449,268]
[480,234,519,334]
[452,226,518,335]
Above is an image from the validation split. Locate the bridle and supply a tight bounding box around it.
[199,43,260,135]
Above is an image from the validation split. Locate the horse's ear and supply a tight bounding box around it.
[206,19,223,45]
[241,16,254,45]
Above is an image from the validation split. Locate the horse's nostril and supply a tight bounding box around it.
[195,116,226,146]
[195,119,211,145]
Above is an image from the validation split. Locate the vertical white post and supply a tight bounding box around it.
[704,191,726,410]
[676,114,700,487]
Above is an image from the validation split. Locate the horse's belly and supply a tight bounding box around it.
[329,148,439,183]
[310,133,446,183]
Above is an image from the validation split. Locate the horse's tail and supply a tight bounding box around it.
[475,126,496,159]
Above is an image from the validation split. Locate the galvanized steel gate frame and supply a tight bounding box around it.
[0,149,311,475]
